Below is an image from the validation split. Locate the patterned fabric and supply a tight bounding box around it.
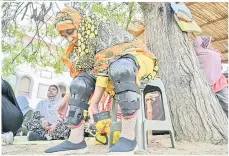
[25,111,70,140]
[94,41,159,88]
[55,7,137,78]
[67,15,100,71]
[56,7,159,94]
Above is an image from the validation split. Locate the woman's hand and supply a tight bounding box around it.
[57,94,70,122]
[88,103,99,124]
[41,118,49,129]
[88,86,105,124]
[47,123,57,136]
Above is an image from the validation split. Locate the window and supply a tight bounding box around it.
[37,83,49,99]
[40,70,52,79]
[18,76,31,96]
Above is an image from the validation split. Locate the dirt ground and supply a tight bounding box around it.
[2,135,228,155]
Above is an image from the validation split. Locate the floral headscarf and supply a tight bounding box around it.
[55,7,99,71]
[55,7,136,77]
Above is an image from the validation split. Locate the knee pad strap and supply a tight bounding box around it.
[115,82,140,94]
[109,57,140,94]
[67,107,84,126]
[70,99,89,109]
[67,104,88,127]
[67,100,90,126]
[93,111,110,123]
[66,73,95,127]
[117,91,140,117]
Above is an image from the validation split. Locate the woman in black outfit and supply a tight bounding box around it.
[2,79,23,144]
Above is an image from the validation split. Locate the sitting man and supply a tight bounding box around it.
[16,95,33,136]
[25,85,70,141]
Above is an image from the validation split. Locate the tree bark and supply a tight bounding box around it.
[140,2,228,144]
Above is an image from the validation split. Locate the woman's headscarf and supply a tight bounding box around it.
[194,36,222,85]
[35,85,61,124]
[16,95,32,116]
[2,79,21,111]
[55,7,136,76]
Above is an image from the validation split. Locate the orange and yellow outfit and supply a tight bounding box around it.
[56,7,159,97]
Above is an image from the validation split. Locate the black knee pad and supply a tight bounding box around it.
[67,73,95,126]
[109,58,140,117]
[117,91,140,117]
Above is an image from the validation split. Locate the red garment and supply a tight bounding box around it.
[212,74,228,93]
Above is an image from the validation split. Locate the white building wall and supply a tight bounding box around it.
[4,27,73,109]
[7,64,72,110]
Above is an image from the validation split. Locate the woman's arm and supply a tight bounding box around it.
[90,86,106,106]
[88,86,106,124]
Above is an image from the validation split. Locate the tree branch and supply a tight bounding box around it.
[55,2,61,12]
[3,32,37,69]
[110,3,123,12]
[21,2,31,20]
[3,11,54,68]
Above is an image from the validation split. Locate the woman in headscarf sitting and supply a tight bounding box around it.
[25,85,70,141]
[194,36,228,117]
[44,7,158,154]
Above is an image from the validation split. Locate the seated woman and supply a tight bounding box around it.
[44,7,158,154]
[194,36,228,117]
[16,95,33,136]
[25,85,71,141]
[2,79,23,144]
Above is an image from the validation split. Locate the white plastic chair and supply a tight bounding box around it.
[108,78,175,150]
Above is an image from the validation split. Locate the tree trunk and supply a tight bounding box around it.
[140,2,228,144]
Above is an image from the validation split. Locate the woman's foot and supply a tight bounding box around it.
[44,134,52,141]
[21,126,28,136]
[109,137,138,154]
[2,131,14,144]
[27,131,45,141]
[44,140,88,154]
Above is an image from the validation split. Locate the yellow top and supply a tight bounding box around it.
[94,41,158,96]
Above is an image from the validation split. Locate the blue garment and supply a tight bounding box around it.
[170,2,192,19]
[16,95,32,116]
